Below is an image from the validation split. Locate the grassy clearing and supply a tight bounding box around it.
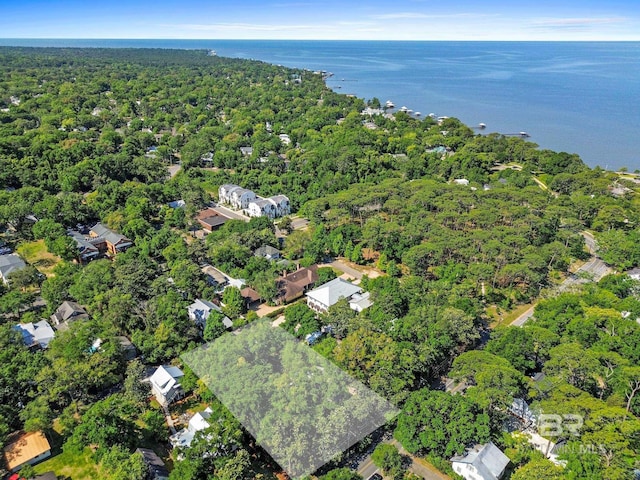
[33,447,104,480]
[16,239,62,277]
[487,302,535,328]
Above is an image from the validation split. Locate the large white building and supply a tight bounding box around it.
[306,277,372,314]
[247,195,290,219]
[218,184,257,210]
[219,184,290,219]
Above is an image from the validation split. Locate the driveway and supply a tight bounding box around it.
[318,259,383,282]
[211,204,251,222]
[290,217,310,230]
[356,439,450,480]
[167,164,182,178]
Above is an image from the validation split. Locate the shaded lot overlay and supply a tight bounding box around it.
[183,319,398,478]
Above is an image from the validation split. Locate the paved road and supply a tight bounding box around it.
[356,439,450,480]
[511,231,611,327]
[290,217,310,230]
[390,440,450,480]
[357,456,379,479]
[511,305,535,327]
[167,164,182,178]
[582,230,597,255]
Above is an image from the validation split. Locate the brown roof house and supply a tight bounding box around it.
[3,431,51,472]
[241,287,261,308]
[89,223,133,255]
[275,265,319,305]
[197,208,230,232]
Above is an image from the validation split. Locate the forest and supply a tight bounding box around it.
[0,46,639,480]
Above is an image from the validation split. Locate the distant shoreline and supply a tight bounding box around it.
[1,40,638,170]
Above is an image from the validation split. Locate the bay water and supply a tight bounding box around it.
[2,39,638,170]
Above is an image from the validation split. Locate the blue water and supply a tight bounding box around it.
[2,39,639,170]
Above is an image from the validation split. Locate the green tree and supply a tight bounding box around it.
[371,443,404,480]
[204,311,229,341]
[66,394,139,456]
[252,270,277,304]
[18,464,37,479]
[395,389,490,458]
[282,303,319,339]
[320,468,362,480]
[511,458,565,480]
[322,297,356,339]
[8,265,40,291]
[222,286,246,318]
[19,396,53,432]
[215,449,253,480]
[123,359,150,405]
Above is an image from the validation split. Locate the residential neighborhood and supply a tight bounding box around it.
[0,45,639,480]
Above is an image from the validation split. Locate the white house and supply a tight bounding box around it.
[187,298,232,330]
[247,195,291,219]
[254,245,281,261]
[625,267,640,281]
[453,178,470,186]
[14,321,55,349]
[269,195,291,217]
[278,134,291,145]
[451,442,510,480]
[239,146,254,157]
[150,365,185,407]
[247,198,276,219]
[170,407,213,448]
[348,291,373,313]
[218,184,257,210]
[306,277,371,314]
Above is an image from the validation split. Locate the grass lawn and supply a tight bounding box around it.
[33,447,105,480]
[487,302,534,328]
[16,239,62,277]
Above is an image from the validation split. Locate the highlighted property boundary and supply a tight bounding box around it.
[182,319,399,478]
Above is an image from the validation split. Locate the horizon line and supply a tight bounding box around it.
[2,37,640,42]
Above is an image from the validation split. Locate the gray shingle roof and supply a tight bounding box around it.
[451,442,510,480]
[0,253,26,281]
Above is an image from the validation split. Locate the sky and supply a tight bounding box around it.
[1,0,639,41]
